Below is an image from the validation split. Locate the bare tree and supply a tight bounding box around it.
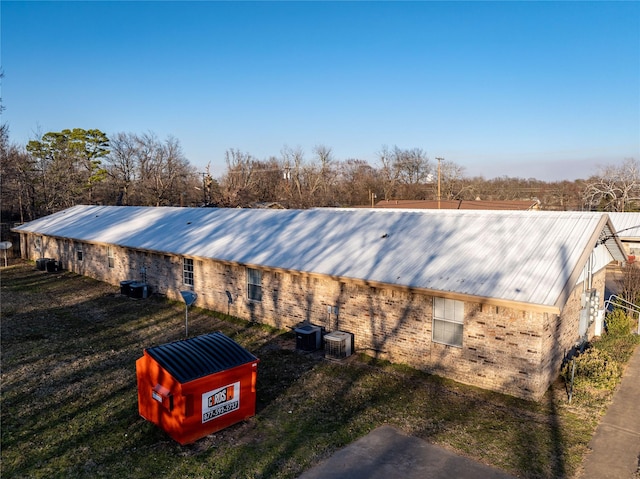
[137,134,196,206]
[252,156,284,205]
[439,159,468,200]
[103,132,138,205]
[616,261,640,306]
[219,149,260,207]
[396,147,432,186]
[378,145,400,200]
[1,130,38,222]
[312,145,337,205]
[583,159,640,212]
[378,146,432,200]
[102,132,198,207]
[160,135,197,206]
[334,158,381,206]
[280,146,307,207]
[539,180,585,211]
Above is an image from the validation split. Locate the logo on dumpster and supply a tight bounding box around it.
[202,382,240,423]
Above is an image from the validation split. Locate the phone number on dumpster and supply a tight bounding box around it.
[202,382,240,423]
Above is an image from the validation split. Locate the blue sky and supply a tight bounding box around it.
[2,1,639,181]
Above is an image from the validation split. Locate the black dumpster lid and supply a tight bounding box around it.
[145,332,258,383]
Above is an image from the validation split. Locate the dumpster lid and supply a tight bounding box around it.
[144,332,258,383]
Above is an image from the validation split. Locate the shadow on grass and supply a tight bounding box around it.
[1,262,592,479]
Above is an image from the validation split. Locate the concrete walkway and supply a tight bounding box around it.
[579,345,640,479]
[297,424,516,479]
[298,345,640,479]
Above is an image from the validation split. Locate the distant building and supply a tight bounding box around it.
[373,199,541,210]
[13,206,626,400]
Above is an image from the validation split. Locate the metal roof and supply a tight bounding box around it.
[607,213,640,240]
[145,332,258,383]
[14,205,626,311]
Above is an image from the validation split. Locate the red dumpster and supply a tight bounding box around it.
[136,331,259,445]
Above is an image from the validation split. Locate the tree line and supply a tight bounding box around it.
[1,126,639,224]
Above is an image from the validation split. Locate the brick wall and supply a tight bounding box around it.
[22,233,601,400]
[538,268,606,389]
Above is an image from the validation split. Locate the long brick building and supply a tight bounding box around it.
[12,206,627,400]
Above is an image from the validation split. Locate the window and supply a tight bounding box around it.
[183,258,194,286]
[107,246,114,268]
[432,297,464,347]
[247,268,262,302]
[76,244,83,261]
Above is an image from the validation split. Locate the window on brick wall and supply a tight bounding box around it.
[183,258,194,286]
[76,244,83,261]
[247,268,262,302]
[432,297,464,347]
[107,246,114,268]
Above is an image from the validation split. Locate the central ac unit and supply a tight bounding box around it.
[324,330,354,360]
[129,282,150,299]
[294,324,322,351]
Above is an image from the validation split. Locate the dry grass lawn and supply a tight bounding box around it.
[1,261,608,478]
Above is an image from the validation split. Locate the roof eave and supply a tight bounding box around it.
[553,215,626,311]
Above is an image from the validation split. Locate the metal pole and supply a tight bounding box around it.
[568,359,576,403]
[185,305,189,337]
[436,157,443,209]
[201,172,208,205]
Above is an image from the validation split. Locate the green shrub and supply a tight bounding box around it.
[605,308,634,336]
[594,332,640,363]
[562,348,622,391]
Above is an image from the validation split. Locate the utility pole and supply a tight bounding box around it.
[436,157,443,209]
[200,172,207,205]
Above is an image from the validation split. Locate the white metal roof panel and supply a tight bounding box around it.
[607,213,640,240]
[14,206,620,309]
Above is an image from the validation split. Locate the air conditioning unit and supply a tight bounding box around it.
[46,259,60,273]
[129,282,150,299]
[36,258,50,271]
[120,280,136,296]
[324,331,354,361]
[294,324,321,351]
